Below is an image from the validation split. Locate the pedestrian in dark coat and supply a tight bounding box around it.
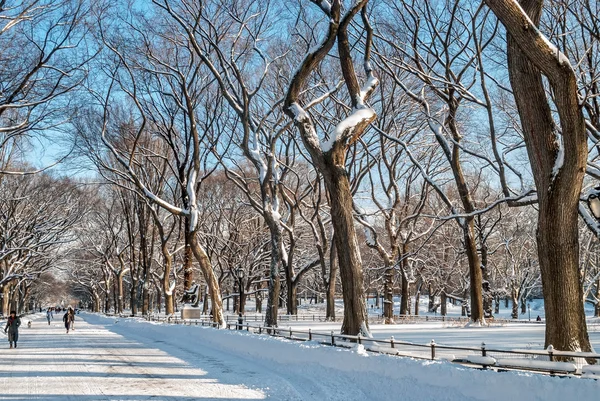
[4,311,21,348]
[63,311,72,333]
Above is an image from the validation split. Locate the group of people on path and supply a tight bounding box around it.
[4,306,76,348]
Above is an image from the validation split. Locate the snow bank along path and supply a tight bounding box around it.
[2,313,599,400]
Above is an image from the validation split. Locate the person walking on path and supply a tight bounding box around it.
[63,310,73,333]
[68,307,75,331]
[4,311,21,348]
[46,309,52,325]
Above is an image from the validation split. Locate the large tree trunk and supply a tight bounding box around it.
[462,219,484,323]
[189,232,224,325]
[286,279,297,315]
[183,223,194,290]
[265,227,283,327]
[322,154,368,335]
[485,0,591,352]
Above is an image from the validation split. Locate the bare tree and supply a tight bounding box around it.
[283,0,379,335]
[482,0,592,352]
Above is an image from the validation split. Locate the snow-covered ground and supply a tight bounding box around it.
[1,312,599,400]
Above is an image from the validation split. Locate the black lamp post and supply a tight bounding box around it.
[237,267,245,314]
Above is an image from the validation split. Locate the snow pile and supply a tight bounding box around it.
[83,313,600,401]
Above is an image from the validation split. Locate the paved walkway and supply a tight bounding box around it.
[0,314,264,400]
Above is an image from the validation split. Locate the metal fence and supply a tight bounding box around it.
[129,313,600,378]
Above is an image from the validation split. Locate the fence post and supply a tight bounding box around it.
[430,339,436,360]
[290,327,292,338]
[358,334,362,345]
[309,328,312,341]
[331,330,335,346]
[481,342,486,357]
[390,336,395,349]
[547,345,554,362]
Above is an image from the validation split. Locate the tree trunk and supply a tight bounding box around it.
[264,221,284,327]
[202,285,209,314]
[286,279,297,315]
[383,263,394,323]
[428,284,434,312]
[326,240,338,321]
[183,219,194,289]
[2,285,10,315]
[113,279,118,313]
[414,282,421,316]
[400,272,410,316]
[440,291,447,316]
[189,232,224,325]
[130,277,138,316]
[492,0,591,353]
[322,152,368,336]
[511,288,519,319]
[117,273,125,314]
[462,221,484,322]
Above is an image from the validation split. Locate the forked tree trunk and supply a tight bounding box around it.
[189,232,224,325]
[322,154,369,335]
[484,0,591,352]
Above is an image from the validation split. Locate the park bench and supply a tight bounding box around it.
[466,355,496,369]
[495,358,577,375]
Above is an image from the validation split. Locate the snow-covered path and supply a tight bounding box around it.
[0,313,264,400]
[2,313,599,401]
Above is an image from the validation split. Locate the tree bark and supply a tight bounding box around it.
[322,155,368,335]
[265,227,283,327]
[484,0,591,352]
[383,262,394,323]
[189,232,224,325]
[326,241,338,321]
[511,288,519,319]
[440,291,447,316]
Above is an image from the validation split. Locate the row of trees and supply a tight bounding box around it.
[2,0,600,354]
